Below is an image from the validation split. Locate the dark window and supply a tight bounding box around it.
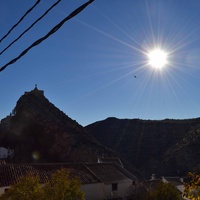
[112,183,118,191]
[4,188,9,193]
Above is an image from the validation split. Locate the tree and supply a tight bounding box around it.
[127,182,149,200]
[0,168,85,200]
[0,175,43,200]
[127,181,183,200]
[43,168,85,200]
[183,172,200,200]
[147,182,183,200]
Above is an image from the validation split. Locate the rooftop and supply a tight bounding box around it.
[0,162,137,187]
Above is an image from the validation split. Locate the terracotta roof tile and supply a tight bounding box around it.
[0,163,100,187]
[0,162,137,187]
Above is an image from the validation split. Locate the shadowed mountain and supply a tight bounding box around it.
[85,117,200,178]
[0,86,112,163]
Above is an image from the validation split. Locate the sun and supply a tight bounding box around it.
[147,49,168,69]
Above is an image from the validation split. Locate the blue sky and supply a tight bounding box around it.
[1,0,200,126]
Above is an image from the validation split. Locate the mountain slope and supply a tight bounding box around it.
[0,87,112,163]
[85,117,200,177]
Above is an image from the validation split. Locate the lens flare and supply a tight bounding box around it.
[147,49,168,69]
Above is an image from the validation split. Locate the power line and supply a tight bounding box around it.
[0,0,94,73]
[0,0,41,43]
[0,0,61,56]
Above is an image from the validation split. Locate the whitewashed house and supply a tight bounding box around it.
[85,163,137,200]
[0,147,14,159]
[0,162,137,200]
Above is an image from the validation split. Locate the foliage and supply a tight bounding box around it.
[146,182,183,200]
[0,168,85,200]
[0,175,43,200]
[127,182,149,200]
[127,181,183,200]
[43,168,84,200]
[183,172,200,200]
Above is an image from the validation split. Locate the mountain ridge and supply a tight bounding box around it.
[1,87,200,178]
[0,86,113,163]
[85,117,200,177]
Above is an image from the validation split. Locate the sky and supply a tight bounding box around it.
[1,0,200,126]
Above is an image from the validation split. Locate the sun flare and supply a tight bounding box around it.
[147,49,168,69]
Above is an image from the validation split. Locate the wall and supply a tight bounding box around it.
[81,183,105,200]
[0,186,10,196]
[104,179,133,200]
[0,147,8,159]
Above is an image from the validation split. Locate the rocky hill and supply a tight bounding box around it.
[1,87,200,178]
[85,117,200,178]
[0,86,112,163]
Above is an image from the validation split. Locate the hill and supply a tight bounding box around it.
[0,86,112,163]
[85,117,200,178]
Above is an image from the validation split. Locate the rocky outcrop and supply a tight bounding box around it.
[0,87,112,163]
[163,125,200,174]
[85,117,200,178]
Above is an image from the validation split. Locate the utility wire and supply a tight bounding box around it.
[0,0,94,73]
[0,0,61,56]
[0,0,41,43]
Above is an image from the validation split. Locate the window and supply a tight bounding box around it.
[112,183,118,191]
[4,188,9,193]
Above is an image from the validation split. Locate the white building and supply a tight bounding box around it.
[0,162,137,200]
[0,147,14,159]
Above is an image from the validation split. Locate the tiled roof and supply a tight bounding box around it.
[98,157,124,167]
[162,177,183,186]
[0,162,137,187]
[85,163,137,184]
[0,160,6,165]
[0,163,100,187]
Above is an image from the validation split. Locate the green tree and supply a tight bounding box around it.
[183,172,200,200]
[147,182,183,200]
[43,168,84,200]
[0,168,85,200]
[127,181,183,200]
[0,175,43,200]
[127,182,149,200]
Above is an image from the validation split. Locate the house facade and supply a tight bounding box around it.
[0,147,14,159]
[0,162,137,200]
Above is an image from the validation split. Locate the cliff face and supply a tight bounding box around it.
[0,87,111,163]
[85,117,200,178]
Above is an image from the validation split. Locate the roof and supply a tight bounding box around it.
[0,163,100,187]
[0,160,6,165]
[0,162,137,187]
[98,157,124,167]
[162,177,183,186]
[85,162,137,184]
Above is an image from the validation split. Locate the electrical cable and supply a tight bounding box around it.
[0,0,41,43]
[0,0,94,73]
[0,0,61,56]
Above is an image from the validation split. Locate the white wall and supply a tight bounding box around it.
[81,183,105,200]
[0,147,8,159]
[0,147,14,159]
[104,179,133,200]
[0,186,10,196]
